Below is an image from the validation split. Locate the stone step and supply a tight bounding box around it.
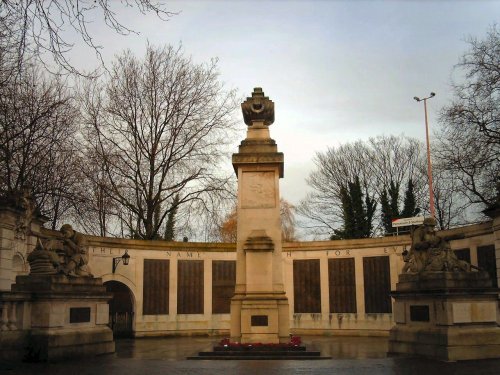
[212,345,307,352]
[188,354,331,360]
[188,345,332,360]
[198,350,321,357]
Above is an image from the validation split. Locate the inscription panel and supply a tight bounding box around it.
[143,259,169,315]
[177,260,204,314]
[363,256,392,313]
[241,171,276,208]
[410,305,430,322]
[293,259,321,313]
[70,307,91,323]
[212,260,236,314]
[328,258,356,313]
[251,315,268,326]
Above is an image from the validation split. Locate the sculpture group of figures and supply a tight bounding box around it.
[402,217,470,273]
[27,224,93,277]
[1,188,92,278]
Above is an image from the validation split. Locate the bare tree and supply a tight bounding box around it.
[297,140,370,235]
[0,1,176,76]
[435,113,499,210]
[68,148,120,237]
[442,25,500,146]
[82,45,238,240]
[0,63,82,228]
[366,136,426,199]
[431,165,472,229]
[280,198,297,241]
[438,25,500,211]
[297,135,427,238]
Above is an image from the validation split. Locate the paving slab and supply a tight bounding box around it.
[1,336,500,375]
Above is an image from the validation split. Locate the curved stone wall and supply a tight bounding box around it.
[81,222,496,337]
[0,206,497,337]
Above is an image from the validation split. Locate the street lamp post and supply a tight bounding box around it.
[414,92,436,218]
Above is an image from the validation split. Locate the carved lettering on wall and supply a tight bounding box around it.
[241,171,275,208]
[91,248,202,259]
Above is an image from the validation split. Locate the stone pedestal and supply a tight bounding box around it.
[230,88,289,344]
[0,275,114,361]
[389,271,500,361]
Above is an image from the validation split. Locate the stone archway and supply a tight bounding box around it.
[104,280,134,338]
[12,252,27,275]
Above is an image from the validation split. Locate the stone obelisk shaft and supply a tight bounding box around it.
[230,88,289,343]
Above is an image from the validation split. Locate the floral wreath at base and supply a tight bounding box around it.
[218,335,302,348]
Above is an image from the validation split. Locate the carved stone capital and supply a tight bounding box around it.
[241,88,274,126]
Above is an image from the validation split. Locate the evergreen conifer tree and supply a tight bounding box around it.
[381,178,420,235]
[401,178,420,218]
[332,177,376,239]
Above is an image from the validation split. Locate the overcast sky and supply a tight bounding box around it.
[69,0,499,207]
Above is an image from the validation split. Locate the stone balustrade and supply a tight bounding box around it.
[1,301,17,331]
[0,294,28,332]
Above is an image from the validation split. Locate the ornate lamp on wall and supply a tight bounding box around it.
[112,250,130,273]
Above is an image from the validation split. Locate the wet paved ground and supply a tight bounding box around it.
[2,335,500,374]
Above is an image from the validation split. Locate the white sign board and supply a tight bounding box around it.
[391,216,425,228]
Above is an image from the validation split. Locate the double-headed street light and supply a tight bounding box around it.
[414,92,436,218]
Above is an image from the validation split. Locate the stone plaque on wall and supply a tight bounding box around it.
[70,307,91,323]
[241,171,276,208]
[251,315,268,326]
[410,305,430,322]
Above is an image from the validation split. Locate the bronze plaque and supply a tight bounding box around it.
[212,260,236,314]
[177,260,204,314]
[143,259,170,315]
[293,259,321,313]
[363,256,392,313]
[251,315,268,326]
[70,307,91,323]
[328,258,357,313]
[410,305,430,322]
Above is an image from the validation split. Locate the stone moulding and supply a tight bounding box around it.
[232,152,284,178]
[244,231,274,253]
[394,271,494,292]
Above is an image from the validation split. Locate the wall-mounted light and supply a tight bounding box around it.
[112,250,130,273]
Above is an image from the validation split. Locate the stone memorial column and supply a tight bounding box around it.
[230,88,289,344]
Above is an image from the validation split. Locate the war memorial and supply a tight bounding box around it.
[1,89,500,368]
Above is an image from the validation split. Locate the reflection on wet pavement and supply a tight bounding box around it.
[114,335,389,360]
[2,335,500,375]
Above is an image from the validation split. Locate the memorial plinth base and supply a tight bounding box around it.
[388,271,500,361]
[188,336,331,360]
[231,291,289,344]
[0,275,114,362]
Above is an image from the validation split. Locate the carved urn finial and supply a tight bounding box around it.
[241,87,274,126]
